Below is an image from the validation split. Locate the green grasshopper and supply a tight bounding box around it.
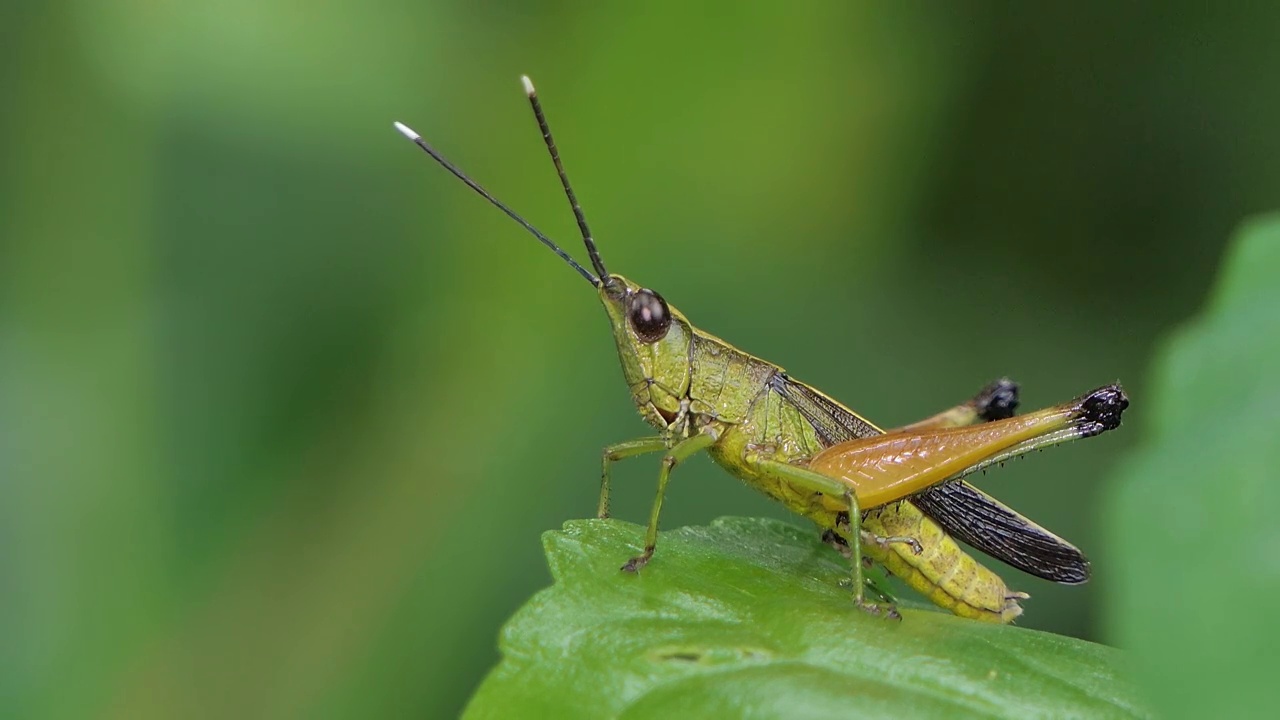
[394,76,1128,622]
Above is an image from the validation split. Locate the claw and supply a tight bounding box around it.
[621,545,655,573]
[821,529,853,559]
[856,600,902,621]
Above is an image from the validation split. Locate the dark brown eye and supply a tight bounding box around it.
[628,289,671,343]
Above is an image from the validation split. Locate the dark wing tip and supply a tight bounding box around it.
[1039,551,1091,585]
[912,482,1093,585]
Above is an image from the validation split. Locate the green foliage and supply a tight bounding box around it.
[1106,215,1280,718]
[466,518,1148,719]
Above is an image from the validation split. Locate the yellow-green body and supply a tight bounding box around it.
[604,275,1021,622]
[396,80,1108,625]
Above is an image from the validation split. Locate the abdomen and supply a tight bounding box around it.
[862,501,1024,623]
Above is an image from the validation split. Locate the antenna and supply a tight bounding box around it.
[392,120,598,286]
[521,75,610,281]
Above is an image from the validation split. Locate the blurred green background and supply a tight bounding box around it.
[5,2,1280,718]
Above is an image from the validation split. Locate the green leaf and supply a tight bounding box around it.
[1105,214,1280,719]
[465,517,1147,719]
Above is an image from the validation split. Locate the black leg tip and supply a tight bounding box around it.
[821,528,849,548]
[621,547,655,573]
[976,378,1020,421]
[1077,384,1129,436]
[856,601,902,621]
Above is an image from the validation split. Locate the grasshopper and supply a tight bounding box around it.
[394,76,1129,622]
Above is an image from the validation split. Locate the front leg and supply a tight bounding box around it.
[620,432,717,572]
[599,437,667,519]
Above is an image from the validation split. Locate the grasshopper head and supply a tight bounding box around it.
[598,274,692,430]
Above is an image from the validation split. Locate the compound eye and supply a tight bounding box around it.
[628,289,671,343]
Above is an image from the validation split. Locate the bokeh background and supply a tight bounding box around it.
[5,3,1280,718]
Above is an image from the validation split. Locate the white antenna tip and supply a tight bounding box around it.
[393,121,420,141]
[521,75,536,97]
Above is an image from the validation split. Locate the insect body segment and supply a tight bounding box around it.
[395,76,1129,623]
[862,503,1027,623]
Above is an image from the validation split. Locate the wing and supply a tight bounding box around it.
[771,373,1090,584]
[768,373,881,444]
[910,481,1090,584]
